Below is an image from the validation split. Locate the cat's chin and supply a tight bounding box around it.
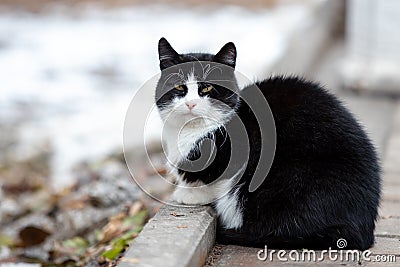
[167,113,208,125]
[183,116,208,127]
[162,117,205,129]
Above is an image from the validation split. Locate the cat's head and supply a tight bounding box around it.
[155,38,240,128]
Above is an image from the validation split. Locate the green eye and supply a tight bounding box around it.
[174,85,185,91]
[202,86,213,93]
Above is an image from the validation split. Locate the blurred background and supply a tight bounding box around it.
[0,0,399,266]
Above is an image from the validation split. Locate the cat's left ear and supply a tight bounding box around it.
[214,42,237,68]
[158,37,180,70]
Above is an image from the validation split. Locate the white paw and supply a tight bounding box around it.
[171,187,211,205]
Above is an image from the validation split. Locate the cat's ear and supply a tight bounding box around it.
[214,42,237,68]
[158,37,180,70]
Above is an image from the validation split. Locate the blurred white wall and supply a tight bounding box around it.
[343,0,400,92]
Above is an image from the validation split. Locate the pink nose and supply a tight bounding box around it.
[186,101,197,110]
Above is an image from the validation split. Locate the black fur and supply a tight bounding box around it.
[216,77,381,250]
[156,38,381,250]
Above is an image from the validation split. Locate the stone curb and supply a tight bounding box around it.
[119,204,216,267]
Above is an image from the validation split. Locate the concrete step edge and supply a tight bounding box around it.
[118,204,216,267]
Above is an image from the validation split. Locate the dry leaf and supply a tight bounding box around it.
[129,201,143,216]
[109,212,126,222]
[19,225,51,247]
[120,257,140,263]
[59,195,89,210]
[99,220,123,243]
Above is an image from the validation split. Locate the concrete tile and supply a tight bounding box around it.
[370,237,400,256]
[379,200,400,219]
[210,245,364,266]
[383,134,400,174]
[375,218,400,238]
[382,183,400,201]
[383,172,400,186]
[364,255,400,267]
[391,104,400,133]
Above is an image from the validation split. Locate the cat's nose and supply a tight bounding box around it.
[185,101,197,110]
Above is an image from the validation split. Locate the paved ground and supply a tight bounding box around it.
[206,43,400,266]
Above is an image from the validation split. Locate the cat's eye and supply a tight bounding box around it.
[202,86,213,93]
[174,85,185,91]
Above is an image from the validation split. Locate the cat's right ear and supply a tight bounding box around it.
[158,37,180,70]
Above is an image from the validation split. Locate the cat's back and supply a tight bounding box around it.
[241,76,335,116]
[239,75,379,166]
[240,76,356,132]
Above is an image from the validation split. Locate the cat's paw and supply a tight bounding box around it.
[171,187,211,205]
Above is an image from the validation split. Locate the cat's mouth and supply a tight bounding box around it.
[187,109,199,114]
[182,111,206,121]
[182,109,196,115]
[183,111,199,118]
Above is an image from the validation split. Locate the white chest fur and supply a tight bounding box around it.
[163,122,218,169]
[162,118,244,230]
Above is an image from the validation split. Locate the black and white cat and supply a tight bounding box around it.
[155,37,381,250]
